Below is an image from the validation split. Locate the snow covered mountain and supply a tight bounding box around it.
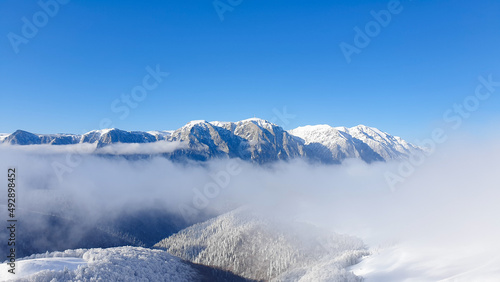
[1,128,163,147]
[82,128,160,148]
[155,208,368,281]
[0,118,421,163]
[167,118,304,163]
[290,124,421,163]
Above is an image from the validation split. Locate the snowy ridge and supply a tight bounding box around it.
[289,125,364,160]
[238,117,277,131]
[0,118,422,163]
[209,120,232,128]
[0,133,8,142]
[168,118,303,163]
[339,125,419,160]
[0,247,199,282]
[155,208,368,281]
[147,130,173,139]
[290,124,422,162]
[186,120,208,126]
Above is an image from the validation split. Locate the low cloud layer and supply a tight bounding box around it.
[0,140,185,156]
[1,131,499,278]
[95,141,185,155]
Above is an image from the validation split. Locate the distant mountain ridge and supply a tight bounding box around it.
[289,124,420,163]
[0,118,422,163]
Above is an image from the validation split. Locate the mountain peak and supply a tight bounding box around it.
[348,124,387,137]
[5,130,41,145]
[241,117,268,122]
[179,120,211,131]
[100,128,120,134]
[238,118,277,129]
[352,124,377,132]
[293,124,334,131]
[186,120,208,126]
[83,128,119,135]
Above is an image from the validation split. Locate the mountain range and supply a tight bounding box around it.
[0,118,421,163]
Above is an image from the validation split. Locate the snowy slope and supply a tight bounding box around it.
[0,246,252,281]
[212,118,304,162]
[290,124,422,162]
[155,208,368,281]
[83,128,159,148]
[350,244,500,282]
[147,130,173,139]
[0,133,10,142]
[289,125,366,161]
[169,118,304,162]
[0,246,199,281]
[339,125,420,160]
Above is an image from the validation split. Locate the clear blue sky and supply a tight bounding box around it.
[1,0,499,140]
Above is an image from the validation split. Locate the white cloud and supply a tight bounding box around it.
[1,130,499,279]
[95,140,186,155]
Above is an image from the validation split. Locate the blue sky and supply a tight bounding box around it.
[1,0,499,141]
